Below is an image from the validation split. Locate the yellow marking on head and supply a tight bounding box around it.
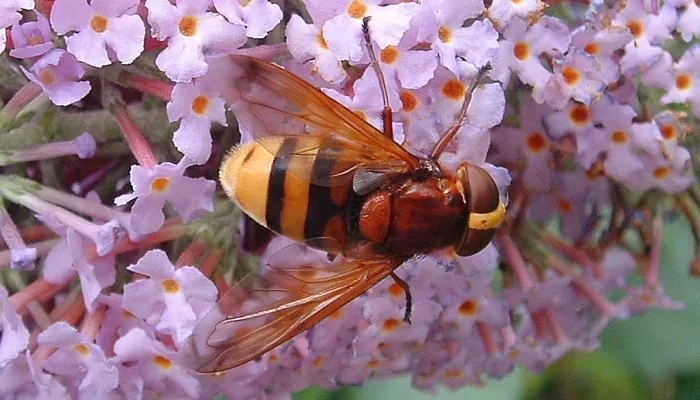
[468,202,506,230]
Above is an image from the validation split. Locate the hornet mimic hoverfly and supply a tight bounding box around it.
[188,26,507,373]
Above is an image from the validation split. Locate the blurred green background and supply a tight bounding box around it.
[294,219,700,400]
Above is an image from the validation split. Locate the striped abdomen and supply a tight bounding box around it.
[220,137,353,252]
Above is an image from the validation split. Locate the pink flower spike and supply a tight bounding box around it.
[214,0,282,39]
[50,0,145,67]
[0,131,96,166]
[114,158,216,234]
[37,322,119,398]
[20,49,91,106]
[9,12,54,59]
[122,249,217,345]
[112,327,200,398]
[0,285,30,368]
[145,0,247,82]
[167,79,227,164]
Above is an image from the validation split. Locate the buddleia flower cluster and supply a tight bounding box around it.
[0,0,699,398]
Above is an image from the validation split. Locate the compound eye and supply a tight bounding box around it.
[456,164,503,257]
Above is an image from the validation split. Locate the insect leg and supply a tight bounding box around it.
[390,271,412,323]
[430,66,491,159]
[362,17,393,140]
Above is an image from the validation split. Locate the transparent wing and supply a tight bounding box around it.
[187,256,402,373]
[226,55,421,186]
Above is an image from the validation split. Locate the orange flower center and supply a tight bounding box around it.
[400,91,419,112]
[562,66,581,86]
[569,104,590,125]
[611,130,628,144]
[584,43,599,55]
[438,25,452,43]
[676,74,692,90]
[527,132,547,153]
[317,34,328,49]
[382,318,402,332]
[191,95,209,115]
[27,34,44,46]
[458,300,479,316]
[39,69,56,87]
[659,124,676,140]
[442,79,465,100]
[73,343,89,356]
[153,355,172,370]
[179,16,198,37]
[90,15,108,33]
[627,21,643,39]
[380,46,399,64]
[653,167,670,179]
[161,279,180,293]
[514,41,530,60]
[151,177,170,192]
[557,198,573,213]
[389,282,404,297]
[347,0,368,18]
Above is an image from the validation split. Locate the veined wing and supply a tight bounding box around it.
[188,256,403,373]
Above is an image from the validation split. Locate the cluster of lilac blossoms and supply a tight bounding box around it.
[1,0,699,398]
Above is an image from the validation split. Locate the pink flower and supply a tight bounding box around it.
[214,0,282,39]
[286,14,347,84]
[114,158,216,234]
[542,51,607,110]
[0,354,70,399]
[145,0,246,82]
[613,0,677,74]
[657,47,700,117]
[9,12,54,59]
[38,322,119,398]
[570,24,633,85]
[0,0,35,54]
[50,0,145,67]
[491,16,570,101]
[417,0,496,75]
[95,294,151,354]
[21,49,92,106]
[671,0,700,42]
[491,95,555,192]
[122,249,217,344]
[322,0,419,63]
[40,216,117,312]
[167,78,227,164]
[113,328,200,398]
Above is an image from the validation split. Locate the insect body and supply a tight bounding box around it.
[191,54,506,373]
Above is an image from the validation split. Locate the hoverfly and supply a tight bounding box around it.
[188,29,506,373]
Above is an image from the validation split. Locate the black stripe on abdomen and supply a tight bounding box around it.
[266,138,297,233]
[304,146,342,240]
